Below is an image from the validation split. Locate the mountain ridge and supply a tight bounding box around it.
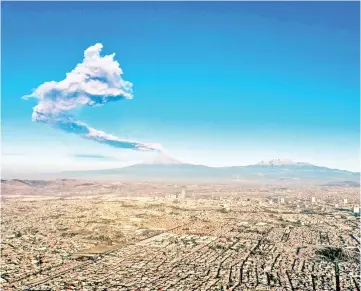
[58,158,360,185]
[255,158,313,166]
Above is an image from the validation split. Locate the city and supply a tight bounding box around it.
[1,180,360,290]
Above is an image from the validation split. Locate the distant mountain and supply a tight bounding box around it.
[256,159,312,166]
[142,153,183,165]
[322,180,360,187]
[59,157,360,185]
[64,163,218,180]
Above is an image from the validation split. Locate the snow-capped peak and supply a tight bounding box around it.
[256,159,312,166]
[142,153,183,165]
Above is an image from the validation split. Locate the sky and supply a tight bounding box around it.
[1,1,360,178]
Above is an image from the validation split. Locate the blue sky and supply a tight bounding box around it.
[2,1,360,177]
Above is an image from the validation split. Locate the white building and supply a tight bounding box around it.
[179,189,186,199]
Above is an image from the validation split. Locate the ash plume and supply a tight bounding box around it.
[23,43,163,152]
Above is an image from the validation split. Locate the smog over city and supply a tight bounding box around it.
[1,1,360,291]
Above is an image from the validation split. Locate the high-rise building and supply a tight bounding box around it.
[311,197,316,204]
[179,189,186,199]
[343,198,348,204]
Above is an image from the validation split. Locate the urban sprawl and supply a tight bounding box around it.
[1,180,360,290]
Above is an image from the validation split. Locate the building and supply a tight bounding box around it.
[167,194,178,200]
[179,189,186,199]
[353,207,360,216]
[311,197,316,204]
[343,198,348,204]
[276,197,285,204]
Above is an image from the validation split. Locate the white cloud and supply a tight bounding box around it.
[22,43,162,152]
